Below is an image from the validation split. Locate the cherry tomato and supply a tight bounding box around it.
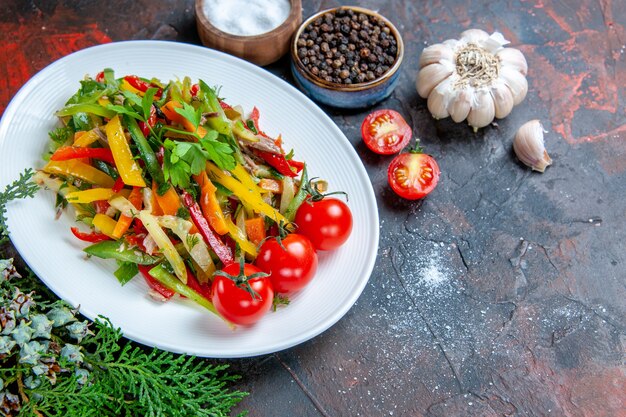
[255,234,318,293]
[211,262,274,325]
[361,109,412,155]
[387,151,440,200]
[294,198,353,251]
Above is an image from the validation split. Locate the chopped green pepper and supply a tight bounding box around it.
[84,240,160,265]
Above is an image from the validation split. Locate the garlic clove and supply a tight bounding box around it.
[448,87,474,123]
[427,77,455,119]
[416,61,454,98]
[491,79,514,119]
[467,89,495,131]
[497,48,528,76]
[500,66,528,105]
[419,43,455,69]
[443,38,461,49]
[513,120,552,172]
[460,29,489,44]
[480,32,510,53]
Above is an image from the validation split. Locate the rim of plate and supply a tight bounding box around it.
[0,40,379,357]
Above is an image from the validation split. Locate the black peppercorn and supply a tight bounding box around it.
[298,8,398,85]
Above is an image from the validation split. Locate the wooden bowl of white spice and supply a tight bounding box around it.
[195,0,302,66]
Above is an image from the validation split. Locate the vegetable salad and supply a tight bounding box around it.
[36,70,352,326]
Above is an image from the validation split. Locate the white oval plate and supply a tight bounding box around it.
[0,41,379,357]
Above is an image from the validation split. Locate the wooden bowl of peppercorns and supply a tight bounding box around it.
[291,6,404,109]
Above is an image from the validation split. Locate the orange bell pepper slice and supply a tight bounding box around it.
[245,217,266,246]
[151,182,198,233]
[112,187,143,239]
[193,171,228,235]
[161,101,207,137]
[152,181,181,216]
[258,178,282,194]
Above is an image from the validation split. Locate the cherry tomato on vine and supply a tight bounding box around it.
[211,261,274,325]
[255,234,318,293]
[294,198,353,251]
[361,109,412,155]
[387,151,440,200]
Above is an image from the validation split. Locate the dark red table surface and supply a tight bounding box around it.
[2,1,625,416]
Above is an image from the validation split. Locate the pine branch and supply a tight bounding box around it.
[0,169,39,246]
[0,173,248,417]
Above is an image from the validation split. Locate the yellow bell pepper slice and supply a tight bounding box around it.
[92,214,118,239]
[43,160,115,188]
[231,164,263,199]
[205,162,287,224]
[104,115,146,187]
[120,79,144,96]
[73,129,101,147]
[139,210,187,283]
[224,217,257,257]
[65,188,116,204]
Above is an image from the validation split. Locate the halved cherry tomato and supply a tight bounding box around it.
[294,198,353,251]
[387,151,440,200]
[361,109,412,155]
[255,234,318,293]
[95,71,105,83]
[211,262,274,325]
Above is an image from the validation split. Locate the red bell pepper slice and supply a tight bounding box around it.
[124,75,163,97]
[94,200,110,214]
[184,267,213,301]
[287,159,305,173]
[190,84,200,97]
[125,233,147,252]
[138,265,175,299]
[111,177,125,193]
[249,106,261,131]
[124,75,151,92]
[155,146,165,165]
[138,105,157,137]
[254,150,297,177]
[181,191,234,265]
[70,227,110,243]
[51,146,115,165]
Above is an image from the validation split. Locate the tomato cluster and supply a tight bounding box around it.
[361,109,440,200]
[211,197,353,326]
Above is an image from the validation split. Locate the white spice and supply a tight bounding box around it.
[203,0,291,37]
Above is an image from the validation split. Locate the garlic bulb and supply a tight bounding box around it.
[416,29,529,131]
[513,120,552,172]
